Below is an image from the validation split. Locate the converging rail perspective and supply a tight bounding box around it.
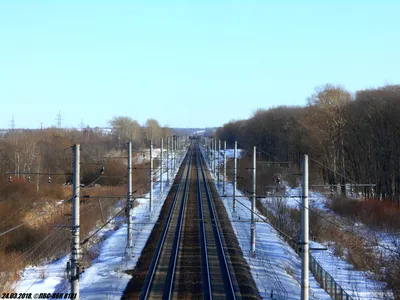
[122,140,259,299]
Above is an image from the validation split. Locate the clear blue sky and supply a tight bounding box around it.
[0,1,399,129]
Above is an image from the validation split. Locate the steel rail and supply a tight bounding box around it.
[196,148,213,299]
[165,147,193,299]
[199,147,237,299]
[139,148,191,300]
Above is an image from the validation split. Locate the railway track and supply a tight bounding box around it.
[196,146,240,299]
[133,141,252,299]
[140,147,193,299]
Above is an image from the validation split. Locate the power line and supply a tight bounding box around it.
[0,184,28,205]
[277,193,400,256]
[222,139,395,253]
[10,115,15,131]
[12,228,68,291]
[0,211,46,237]
[16,223,68,264]
[23,235,69,293]
[79,119,85,130]
[236,134,360,185]
[236,140,281,162]
[0,193,41,226]
[233,197,296,243]
[0,172,106,235]
[56,111,62,129]
[308,156,358,185]
[80,206,126,245]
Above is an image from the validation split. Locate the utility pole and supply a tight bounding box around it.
[251,146,256,253]
[217,140,220,188]
[10,115,15,131]
[170,137,173,176]
[170,137,173,174]
[177,136,179,167]
[210,138,213,171]
[301,154,309,300]
[174,136,177,172]
[149,140,153,212]
[207,138,210,165]
[173,136,176,173]
[223,141,227,196]
[166,137,169,184]
[56,111,62,129]
[211,138,213,168]
[233,141,237,212]
[79,119,84,131]
[213,138,216,175]
[210,137,213,167]
[127,142,133,249]
[71,144,80,299]
[160,138,164,193]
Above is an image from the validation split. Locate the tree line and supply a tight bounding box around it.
[0,116,170,289]
[216,84,400,201]
[0,116,172,187]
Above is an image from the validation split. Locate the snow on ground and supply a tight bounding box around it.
[225,148,246,159]
[283,183,400,256]
[204,146,390,299]
[281,184,329,211]
[210,148,245,161]
[281,184,393,298]
[309,241,388,299]
[259,184,391,298]
[13,143,390,299]
[203,147,329,299]
[13,255,70,294]
[14,150,187,299]
[204,148,246,168]
[133,148,162,164]
[214,179,330,299]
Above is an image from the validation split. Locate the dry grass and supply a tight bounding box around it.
[0,159,153,290]
[329,196,400,231]
[230,154,393,294]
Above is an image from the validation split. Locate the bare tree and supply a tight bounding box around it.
[144,118,162,144]
[109,116,141,148]
[305,84,351,194]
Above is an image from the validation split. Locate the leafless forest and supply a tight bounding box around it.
[0,117,170,289]
[217,84,400,297]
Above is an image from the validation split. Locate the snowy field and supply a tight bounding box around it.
[13,145,391,299]
[277,185,392,298]
[217,182,330,299]
[206,147,390,299]
[283,185,400,256]
[13,150,187,299]
[212,148,246,161]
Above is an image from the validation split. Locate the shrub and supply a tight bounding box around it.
[329,196,400,231]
